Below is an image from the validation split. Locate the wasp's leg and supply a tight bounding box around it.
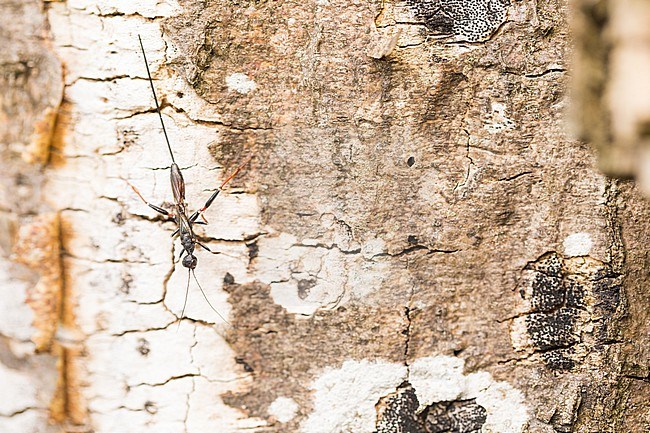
[128,181,173,218]
[197,241,219,254]
[196,241,240,259]
[189,155,252,223]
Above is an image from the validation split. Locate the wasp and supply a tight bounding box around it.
[129,35,251,325]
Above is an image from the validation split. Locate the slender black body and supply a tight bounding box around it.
[131,35,250,325]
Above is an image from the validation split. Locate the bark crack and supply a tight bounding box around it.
[289,242,362,255]
[109,323,174,337]
[133,373,200,388]
[0,407,39,418]
[167,100,274,131]
[184,377,193,433]
[403,276,415,373]
[623,374,650,383]
[497,171,533,182]
[70,75,130,85]
[524,68,567,78]
[403,305,412,372]
[184,327,198,433]
[160,240,177,318]
[370,245,459,260]
[454,129,475,193]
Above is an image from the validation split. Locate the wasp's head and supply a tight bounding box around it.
[182,254,197,269]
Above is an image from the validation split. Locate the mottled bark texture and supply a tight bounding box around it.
[1,0,649,432]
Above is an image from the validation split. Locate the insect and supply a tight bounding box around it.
[130,35,251,325]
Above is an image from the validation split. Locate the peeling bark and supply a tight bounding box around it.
[1,1,649,433]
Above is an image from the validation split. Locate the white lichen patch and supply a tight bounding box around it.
[268,396,300,423]
[563,233,593,257]
[302,356,529,433]
[408,356,466,408]
[191,327,245,382]
[484,101,515,133]
[188,329,266,432]
[256,232,391,315]
[410,356,529,433]
[302,359,407,433]
[226,73,257,94]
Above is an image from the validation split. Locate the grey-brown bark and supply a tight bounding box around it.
[1,1,649,432]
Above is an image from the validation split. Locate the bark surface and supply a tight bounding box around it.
[0,1,648,432]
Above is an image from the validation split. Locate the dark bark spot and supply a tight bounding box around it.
[425,399,487,433]
[137,338,150,357]
[518,252,622,370]
[564,279,586,309]
[542,349,575,371]
[297,278,317,300]
[235,356,254,372]
[144,401,158,414]
[404,0,510,42]
[117,127,138,148]
[374,385,487,433]
[113,210,126,225]
[120,273,133,294]
[247,240,259,261]
[375,386,425,433]
[224,272,235,284]
[530,272,563,312]
[525,309,580,351]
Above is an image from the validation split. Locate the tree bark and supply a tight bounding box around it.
[1,1,648,432]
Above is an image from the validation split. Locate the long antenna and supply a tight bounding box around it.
[138,35,176,164]
[192,270,232,327]
[177,269,191,331]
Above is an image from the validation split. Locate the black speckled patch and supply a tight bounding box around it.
[541,348,576,371]
[517,252,623,370]
[404,0,510,42]
[425,399,487,433]
[525,308,581,351]
[529,271,564,312]
[374,385,486,433]
[375,386,426,433]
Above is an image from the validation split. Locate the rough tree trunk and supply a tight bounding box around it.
[1,1,648,432]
